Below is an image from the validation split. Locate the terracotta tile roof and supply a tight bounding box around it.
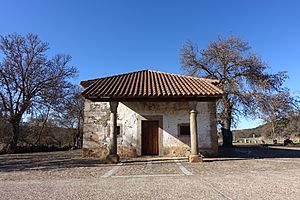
[81,70,223,100]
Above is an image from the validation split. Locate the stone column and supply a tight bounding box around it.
[189,102,202,162]
[107,101,119,163]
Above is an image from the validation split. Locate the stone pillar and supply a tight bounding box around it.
[190,109,198,155]
[189,102,202,162]
[107,101,119,163]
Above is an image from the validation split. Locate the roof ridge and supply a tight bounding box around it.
[82,69,219,81]
[145,69,218,82]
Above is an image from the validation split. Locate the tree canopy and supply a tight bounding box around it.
[0,33,78,152]
[180,35,289,146]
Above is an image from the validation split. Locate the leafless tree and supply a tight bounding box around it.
[180,35,287,147]
[51,86,84,148]
[0,33,77,153]
[283,113,300,138]
[255,90,297,138]
[26,105,51,145]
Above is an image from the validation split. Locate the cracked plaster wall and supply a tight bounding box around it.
[83,100,218,158]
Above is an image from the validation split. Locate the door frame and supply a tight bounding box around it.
[141,120,159,155]
[137,115,163,156]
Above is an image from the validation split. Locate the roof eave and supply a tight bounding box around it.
[84,95,223,102]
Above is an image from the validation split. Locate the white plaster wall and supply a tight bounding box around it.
[117,104,138,147]
[118,101,214,150]
[83,100,217,156]
[197,102,212,149]
[162,109,190,148]
[120,102,190,148]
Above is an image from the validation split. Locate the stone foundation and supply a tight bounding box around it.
[117,146,137,158]
[163,146,190,157]
[83,147,109,159]
[189,154,203,162]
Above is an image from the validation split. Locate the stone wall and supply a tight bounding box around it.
[82,100,111,159]
[83,100,218,159]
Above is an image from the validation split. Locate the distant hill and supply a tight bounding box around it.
[233,123,269,138]
[233,115,300,139]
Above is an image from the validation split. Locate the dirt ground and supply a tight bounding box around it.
[0,145,299,200]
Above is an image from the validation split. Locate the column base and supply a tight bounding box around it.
[189,154,203,163]
[106,154,120,164]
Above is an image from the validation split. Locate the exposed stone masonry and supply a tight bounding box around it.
[83,100,218,159]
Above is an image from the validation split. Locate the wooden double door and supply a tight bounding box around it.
[142,121,159,155]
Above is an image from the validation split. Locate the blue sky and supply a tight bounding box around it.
[1,0,299,129]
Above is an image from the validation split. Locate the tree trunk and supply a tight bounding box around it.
[75,117,81,148]
[222,117,233,147]
[6,120,21,153]
[35,108,50,145]
[73,130,78,148]
[271,120,275,139]
[222,98,233,147]
[77,116,83,149]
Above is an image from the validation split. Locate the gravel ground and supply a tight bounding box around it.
[0,146,299,200]
[114,162,182,176]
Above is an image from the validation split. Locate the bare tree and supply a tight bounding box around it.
[0,33,77,153]
[180,35,287,147]
[283,113,300,138]
[51,86,84,148]
[26,105,51,146]
[255,90,297,138]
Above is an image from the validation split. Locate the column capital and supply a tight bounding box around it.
[190,109,197,114]
[109,101,119,113]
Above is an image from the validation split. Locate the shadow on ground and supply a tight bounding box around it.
[1,145,300,172]
[0,150,183,172]
[216,145,300,160]
[0,150,108,172]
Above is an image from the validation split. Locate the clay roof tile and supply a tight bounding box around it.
[81,69,223,100]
